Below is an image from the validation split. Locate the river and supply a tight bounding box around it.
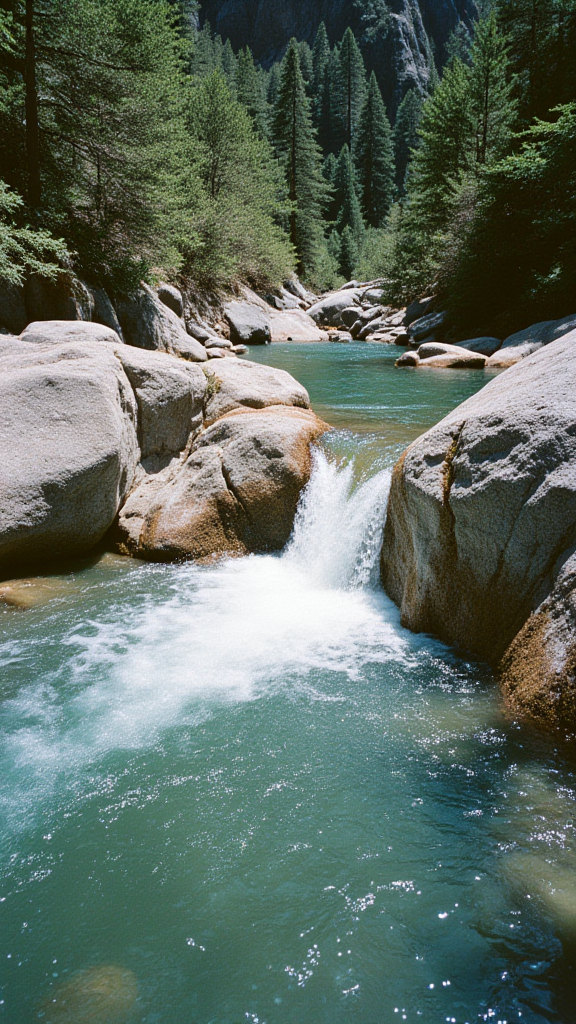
[1,343,575,1024]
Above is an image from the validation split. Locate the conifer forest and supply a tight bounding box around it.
[0,0,575,336]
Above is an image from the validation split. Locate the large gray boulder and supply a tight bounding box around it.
[307,289,362,326]
[407,310,447,344]
[415,341,487,368]
[487,314,576,367]
[115,347,206,461]
[224,299,271,345]
[20,320,122,346]
[116,407,327,561]
[500,550,576,731]
[116,284,207,362]
[268,308,328,342]
[381,331,576,672]
[203,358,310,426]
[454,336,501,356]
[156,283,183,318]
[0,339,139,571]
[404,296,434,326]
[341,306,363,328]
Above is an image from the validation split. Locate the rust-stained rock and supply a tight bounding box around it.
[116,407,328,562]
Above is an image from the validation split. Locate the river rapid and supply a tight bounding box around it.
[2,343,576,1024]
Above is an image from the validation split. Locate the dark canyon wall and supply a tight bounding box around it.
[198,0,477,112]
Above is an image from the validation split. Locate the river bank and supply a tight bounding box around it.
[2,342,576,1024]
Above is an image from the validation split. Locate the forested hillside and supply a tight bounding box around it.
[0,0,574,336]
[198,0,477,113]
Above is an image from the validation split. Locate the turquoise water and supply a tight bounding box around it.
[2,344,576,1024]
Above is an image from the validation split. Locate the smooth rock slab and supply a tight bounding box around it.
[116,407,328,561]
[21,320,122,346]
[416,342,486,368]
[382,330,576,665]
[454,336,501,356]
[0,339,139,572]
[203,358,310,426]
[487,314,576,367]
[269,308,328,342]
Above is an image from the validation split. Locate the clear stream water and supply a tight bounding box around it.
[2,344,576,1024]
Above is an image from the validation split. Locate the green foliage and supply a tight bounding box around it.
[469,11,517,164]
[333,145,364,242]
[335,27,367,149]
[339,224,359,279]
[354,72,394,226]
[1,0,193,289]
[0,180,68,284]
[498,0,576,124]
[445,21,473,64]
[393,89,423,193]
[311,22,330,95]
[235,47,269,136]
[220,38,238,91]
[184,71,294,288]
[386,12,517,304]
[353,218,397,281]
[272,39,330,279]
[353,0,391,42]
[446,103,576,333]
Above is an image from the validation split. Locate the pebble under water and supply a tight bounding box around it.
[1,344,576,1024]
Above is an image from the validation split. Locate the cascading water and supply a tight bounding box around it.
[0,451,404,833]
[286,450,391,590]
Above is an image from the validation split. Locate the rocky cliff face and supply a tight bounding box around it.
[199,0,477,111]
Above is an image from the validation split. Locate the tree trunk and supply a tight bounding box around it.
[25,0,41,208]
[290,90,299,267]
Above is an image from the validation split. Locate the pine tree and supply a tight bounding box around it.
[497,0,576,123]
[0,0,193,285]
[446,21,473,65]
[267,62,281,108]
[333,145,364,242]
[236,47,269,137]
[393,89,423,193]
[315,53,339,156]
[186,69,293,287]
[354,71,395,227]
[335,27,367,150]
[469,12,516,164]
[311,21,330,94]
[339,224,359,279]
[407,58,474,234]
[297,41,314,87]
[220,38,237,92]
[191,21,218,78]
[273,38,329,277]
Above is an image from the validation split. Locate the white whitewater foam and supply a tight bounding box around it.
[0,452,407,827]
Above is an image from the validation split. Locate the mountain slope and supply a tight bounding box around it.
[198,0,477,112]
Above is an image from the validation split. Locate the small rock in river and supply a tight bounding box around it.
[39,965,138,1023]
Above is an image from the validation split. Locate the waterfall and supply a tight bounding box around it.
[286,450,391,590]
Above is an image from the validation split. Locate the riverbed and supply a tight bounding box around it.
[1,344,575,1023]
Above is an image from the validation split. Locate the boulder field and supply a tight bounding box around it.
[0,325,327,576]
[381,330,576,734]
